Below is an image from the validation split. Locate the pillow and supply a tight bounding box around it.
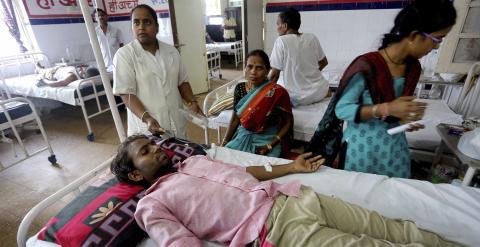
[37,178,146,247]
[38,137,207,247]
[208,93,234,116]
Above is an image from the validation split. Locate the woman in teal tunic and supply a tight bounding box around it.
[307,0,457,178]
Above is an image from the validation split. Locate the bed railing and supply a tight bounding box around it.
[75,73,124,142]
[0,52,50,78]
[17,156,114,247]
[0,97,56,169]
[455,62,480,118]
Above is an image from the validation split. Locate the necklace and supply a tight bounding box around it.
[383,49,405,65]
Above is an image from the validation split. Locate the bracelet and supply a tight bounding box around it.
[275,135,281,141]
[140,111,149,122]
[372,104,379,118]
[187,100,197,107]
[378,103,389,120]
[266,144,272,151]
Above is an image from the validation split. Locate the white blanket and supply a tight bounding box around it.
[208,147,480,246]
[2,73,110,106]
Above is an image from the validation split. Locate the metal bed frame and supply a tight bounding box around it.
[0,52,123,142]
[0,97,56,169]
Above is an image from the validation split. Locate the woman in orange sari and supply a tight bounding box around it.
[221,50,293,157]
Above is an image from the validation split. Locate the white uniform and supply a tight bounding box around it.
[96,25,123,72]
[223,17,237,39]
[270,33,329,106]
[113,39,188,138]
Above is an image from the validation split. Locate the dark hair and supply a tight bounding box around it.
[92,8,106,15]
[110,134,148,185]
[130,4,159,26]
[380,0,456,49]
[84,66,99,78]
[278,8,301,31]
[246,49,271,71]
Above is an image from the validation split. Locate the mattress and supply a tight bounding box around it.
[25,146,480,247]
[207,98,331,142]
[0,101,32,124]
[2,73,109,106]
[207,147,480,247]
[206,41,241,53]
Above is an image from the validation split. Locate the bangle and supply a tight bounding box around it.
[275,135,281,141]
[379,103,389,120]
[266,144,272,151]
[140,111,149,122]
[372,104,379,118]
[187,100,197,107]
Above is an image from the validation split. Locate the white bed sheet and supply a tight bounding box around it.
[208,147,480,246]
[206,41,241,53]
[208,98,331,142]
[406,99,463,151]
[2,73,108,106]
[26,146,480,247]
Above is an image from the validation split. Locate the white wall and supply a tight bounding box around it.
[30,18,172,64]
[265,9,400,71]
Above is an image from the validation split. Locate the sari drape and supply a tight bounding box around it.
[226,81,292,157]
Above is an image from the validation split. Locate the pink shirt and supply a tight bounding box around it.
[134,155,301,247]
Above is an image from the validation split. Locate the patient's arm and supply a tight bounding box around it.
[269,68,281,83]
[43,73,77,87]
[246,152,324,181]
[135,197,203,247]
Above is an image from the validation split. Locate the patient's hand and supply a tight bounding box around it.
[291,152,324,173]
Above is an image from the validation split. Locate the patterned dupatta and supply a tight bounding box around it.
[306,51,421,166]
[236,80,292,133]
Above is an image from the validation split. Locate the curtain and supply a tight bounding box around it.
[0,0,27,53]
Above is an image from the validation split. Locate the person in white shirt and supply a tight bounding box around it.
[113,4,203,138]
[269,8,329,106]
[93,8,124,72]
[222,10,237,42]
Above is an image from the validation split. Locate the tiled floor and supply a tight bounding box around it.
[0,65,242,247]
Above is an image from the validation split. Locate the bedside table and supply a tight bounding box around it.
[432,123,480,186]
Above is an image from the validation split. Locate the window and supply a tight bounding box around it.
[205,0,221,16]
[0,20,21,57]
[0,1,37,57]
[437,0,480,73]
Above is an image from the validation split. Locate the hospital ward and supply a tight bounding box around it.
[1,0,480,246]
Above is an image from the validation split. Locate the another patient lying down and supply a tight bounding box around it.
[110,135,462,247]
[35,63,99,87]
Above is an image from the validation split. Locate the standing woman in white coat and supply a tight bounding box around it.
[113,4,203,138]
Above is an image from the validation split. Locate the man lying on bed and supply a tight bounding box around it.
[110,135,460,247]
[35,63,100,87]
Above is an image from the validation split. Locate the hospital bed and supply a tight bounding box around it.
[0,97,56,169]
[198,68,480,161]
[207,49,222,80]
[206,40,243,68]
[18,145,480,247]
[0,52,123,142]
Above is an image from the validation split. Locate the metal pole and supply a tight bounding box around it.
[77,0,126,142]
